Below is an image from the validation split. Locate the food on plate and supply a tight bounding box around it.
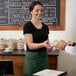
[54,39,67,50]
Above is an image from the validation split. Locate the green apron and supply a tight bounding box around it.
[23,50,49,75]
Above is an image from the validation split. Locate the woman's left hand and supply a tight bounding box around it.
[46,43,53,51]
[46,46,53,51]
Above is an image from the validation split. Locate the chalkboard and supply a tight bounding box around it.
[0,0,60,26]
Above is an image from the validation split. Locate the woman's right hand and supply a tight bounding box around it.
[43,40,53,51]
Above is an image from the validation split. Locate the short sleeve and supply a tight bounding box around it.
[23,23,32,34]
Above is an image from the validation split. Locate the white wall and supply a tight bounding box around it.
[58,51,76,76]
[49,0,76,42]
[0,0,76,41]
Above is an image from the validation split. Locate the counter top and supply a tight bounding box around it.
[0,49,59,56]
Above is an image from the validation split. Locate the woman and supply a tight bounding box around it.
[23,1,52,76]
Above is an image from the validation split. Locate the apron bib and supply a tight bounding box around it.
[23,50,49,75]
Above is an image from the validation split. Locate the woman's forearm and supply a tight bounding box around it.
[28,42,45,50]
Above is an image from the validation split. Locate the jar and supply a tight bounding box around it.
[17,39,24,51]
[0,39,6,50]
[7,39,14,50]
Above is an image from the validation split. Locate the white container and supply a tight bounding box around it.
[0,39,6,49]
[65,45,76,56]
[24,44,27,51]
[17,39,24,50]
[7,40,14,50]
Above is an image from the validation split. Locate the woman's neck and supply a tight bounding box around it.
[31,18,41,24]
[30,18,42,29]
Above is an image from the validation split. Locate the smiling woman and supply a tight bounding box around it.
[23,1,53,76]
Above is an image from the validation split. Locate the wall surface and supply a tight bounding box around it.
[49,0,76,42]
[0,0,76,42]
[58,51,76,76]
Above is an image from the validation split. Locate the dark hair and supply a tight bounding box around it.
[29,1,43,12]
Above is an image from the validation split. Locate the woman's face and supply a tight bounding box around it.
[30,5,44,20]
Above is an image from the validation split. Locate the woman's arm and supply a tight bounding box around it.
[24,34,52,50]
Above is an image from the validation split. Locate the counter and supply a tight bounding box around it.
[0,49,59,56]
[0,49,59,76]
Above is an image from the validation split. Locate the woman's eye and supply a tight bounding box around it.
[35,10,39,12]
[36,11,38,12]
[35,10,43,12]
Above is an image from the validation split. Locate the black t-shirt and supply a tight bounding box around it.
[23,21,49,52]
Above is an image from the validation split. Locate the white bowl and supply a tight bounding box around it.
[65,45,76,56]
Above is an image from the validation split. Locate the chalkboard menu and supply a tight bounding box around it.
[0,0,60,26]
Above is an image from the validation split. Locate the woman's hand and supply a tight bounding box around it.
[67,41,74,46]
[43,40,53,51]
[54,44,65,50]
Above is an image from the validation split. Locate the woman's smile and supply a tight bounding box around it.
[31,5,44,20]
